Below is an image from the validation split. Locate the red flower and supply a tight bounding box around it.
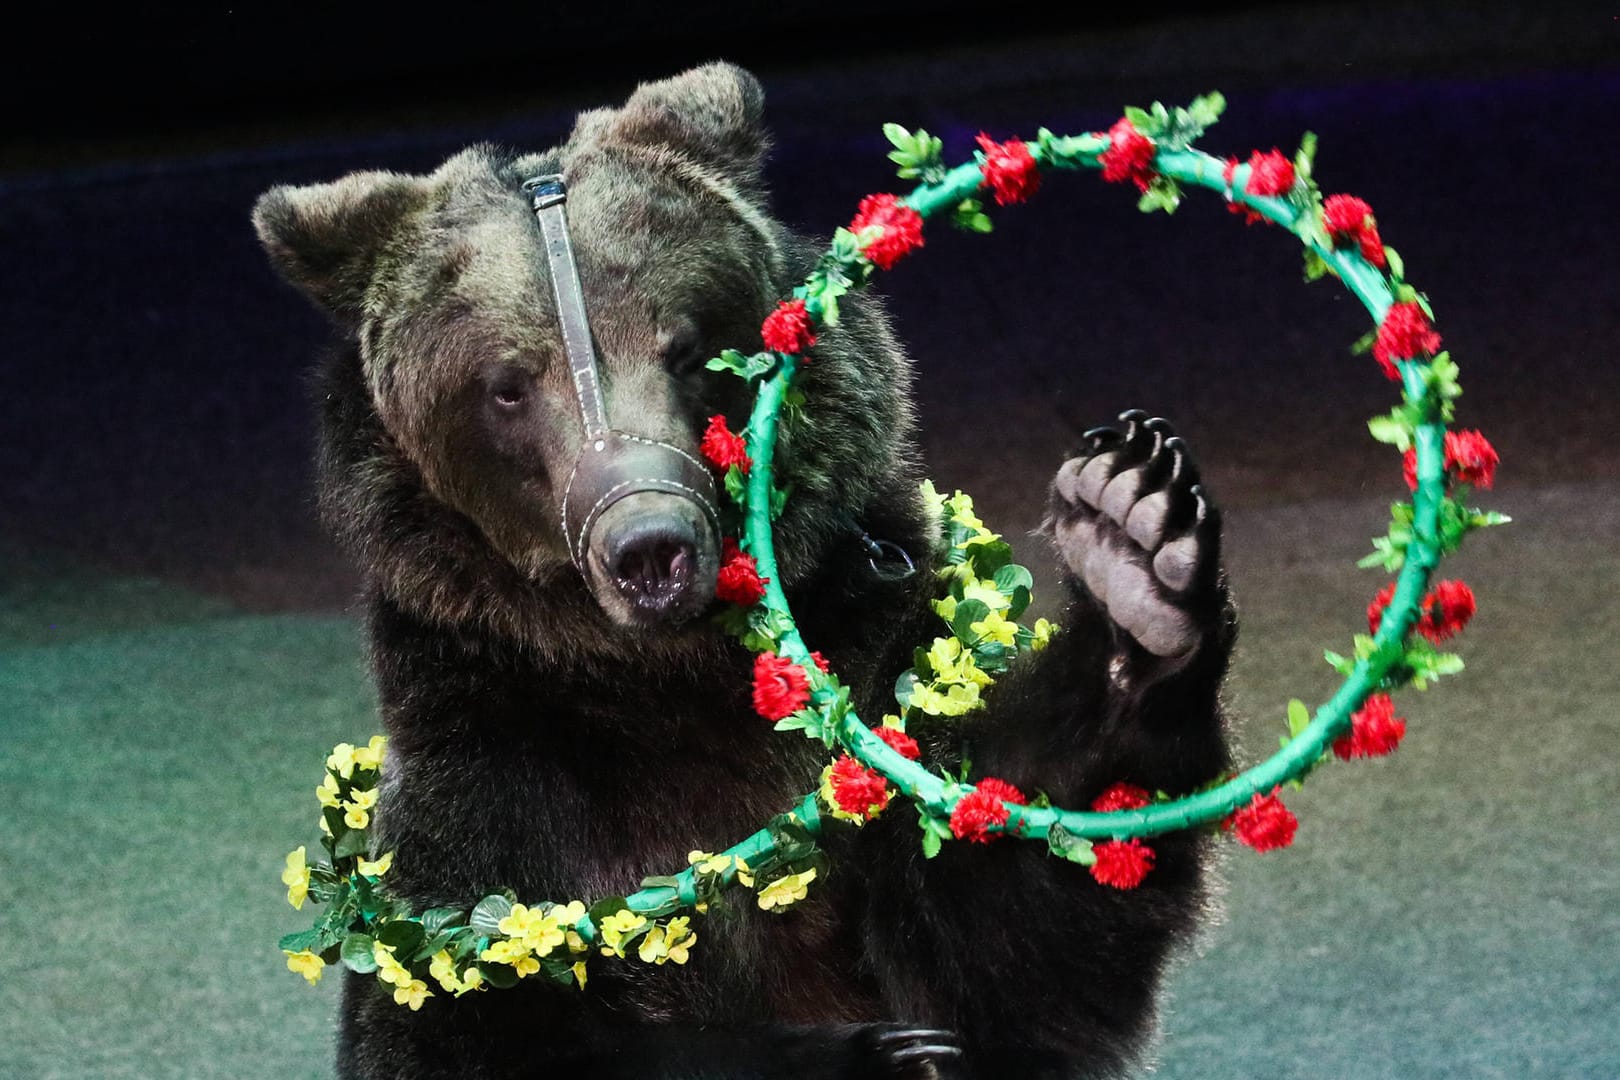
[751,652,810,721]
[700,415,750,474]
[1403,429,1501,491]
[848,193,925,270]
[948,776,1026,843]
[1417,580,1476,642]
[828,754,891,818]
[1332,692,1407,760]
[1372,301,1442,381]
[1090,782,1151,813]
[873,725,921,761]
[1367,581,1398,635]
[1098,118,1157,192]
[1090,839,1155,889]
[1243,148,1296,197]
[808,650,830,673]
[1322,194,1387,269]
[976,133,1041,205]
[715,538,768,606]
[1444,430,1499,489]
[1370,579,1477,643]
[761,298,817,355]
[1228,790,1297,852]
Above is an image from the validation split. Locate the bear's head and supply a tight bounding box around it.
[255,63,921,659]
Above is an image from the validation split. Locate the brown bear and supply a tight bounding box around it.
[255,61,1233,1080]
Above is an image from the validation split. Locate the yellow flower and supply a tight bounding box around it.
[944,491,981,529]
[566,930,588,954]
[498,903,545,941]
[1030,618,1057,651]
[636,925,668,964]
[356,851,393,877]
[316,773,341,809]
[513,954,539,978]
[919,478,946,513]
[458,967,483,994]
[373,941,413,988]
[478,939,528,966]
[598,909,648,958]
[326,743,357,779]
[282,847,310,910]
[662,918,696,965]
[428,950,460,993]
[970,608,1018,648]
[932,594,958,621]
[318,816,332,836]
[962,578,1010,612]
[352,734,387,771]
[348,787,378,811]
[393,979,432,1010]
[924,638,992,687]
[284,949,325,985]
[756,868,817,911]
[343,804,370,830]
[687,850,733,876]
[571,961,588,990]
[552,900,586,927]
[733,857,754,888]
[910,680,982,717]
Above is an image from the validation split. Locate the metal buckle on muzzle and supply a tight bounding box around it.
[523,175,721,588]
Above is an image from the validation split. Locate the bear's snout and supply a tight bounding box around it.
[584,492,718,626]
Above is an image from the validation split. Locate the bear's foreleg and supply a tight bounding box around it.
[860,413,1234,1077]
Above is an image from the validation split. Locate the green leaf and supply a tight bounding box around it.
[992,564,1034,596]
[278,928,322,954]
[1123,105,1157,134]
[1302,248,1331,282]
[1384,245,1404,283]
[341,933,378,973]
[1469,510,1512,528]
[773,707,832,747]
[1286,699,1311,738]
[705,348,775,381]
[421,907,465,934]
[1323,649,1355,676]
[723,465,746,506]
[893,670,920,711]
[1293,130,1317,181]
[469,894,514,937]
[1188,91,1227,129]
[333,827,370,860]
[950,599,991,643]
[477,961,519,989]
[1047,824,1096,866]
[638,874,681,890]
[769,483,791,521]
[1137,175,1181,215]
[376,919,425,957]
[1349,327,1377,355]
[1367,412,1414,450]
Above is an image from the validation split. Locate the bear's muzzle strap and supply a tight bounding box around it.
[525,174,721,572]
[526,174,609,440]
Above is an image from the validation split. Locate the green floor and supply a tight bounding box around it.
[3,484,1614,1078]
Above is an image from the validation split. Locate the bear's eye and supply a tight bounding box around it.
[486,367,532,412]
[658,318,703,376]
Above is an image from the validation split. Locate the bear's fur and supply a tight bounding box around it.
[255,63,1234,1079]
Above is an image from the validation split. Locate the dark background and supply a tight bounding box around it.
[3,4,1617,1077]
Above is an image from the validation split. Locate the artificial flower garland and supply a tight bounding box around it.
[280,94,1505,1003]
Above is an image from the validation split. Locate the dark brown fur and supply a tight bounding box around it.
[255,63,1232,1079]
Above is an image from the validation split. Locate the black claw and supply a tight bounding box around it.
[874,1028,957,1048]
[1162,436,1189,482]
[1145,415,1175,436]
[1190,483,1209,523]
[1117,408,1150,424]
[1081,425,1125,452]
[887,1044,966,1064]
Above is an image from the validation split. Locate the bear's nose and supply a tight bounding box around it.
[606,524,699,614]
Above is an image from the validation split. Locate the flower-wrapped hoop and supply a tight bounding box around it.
[280,95,1504,999]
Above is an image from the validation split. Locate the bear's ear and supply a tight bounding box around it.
[252,171,430,319]
[599,62,768,189]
